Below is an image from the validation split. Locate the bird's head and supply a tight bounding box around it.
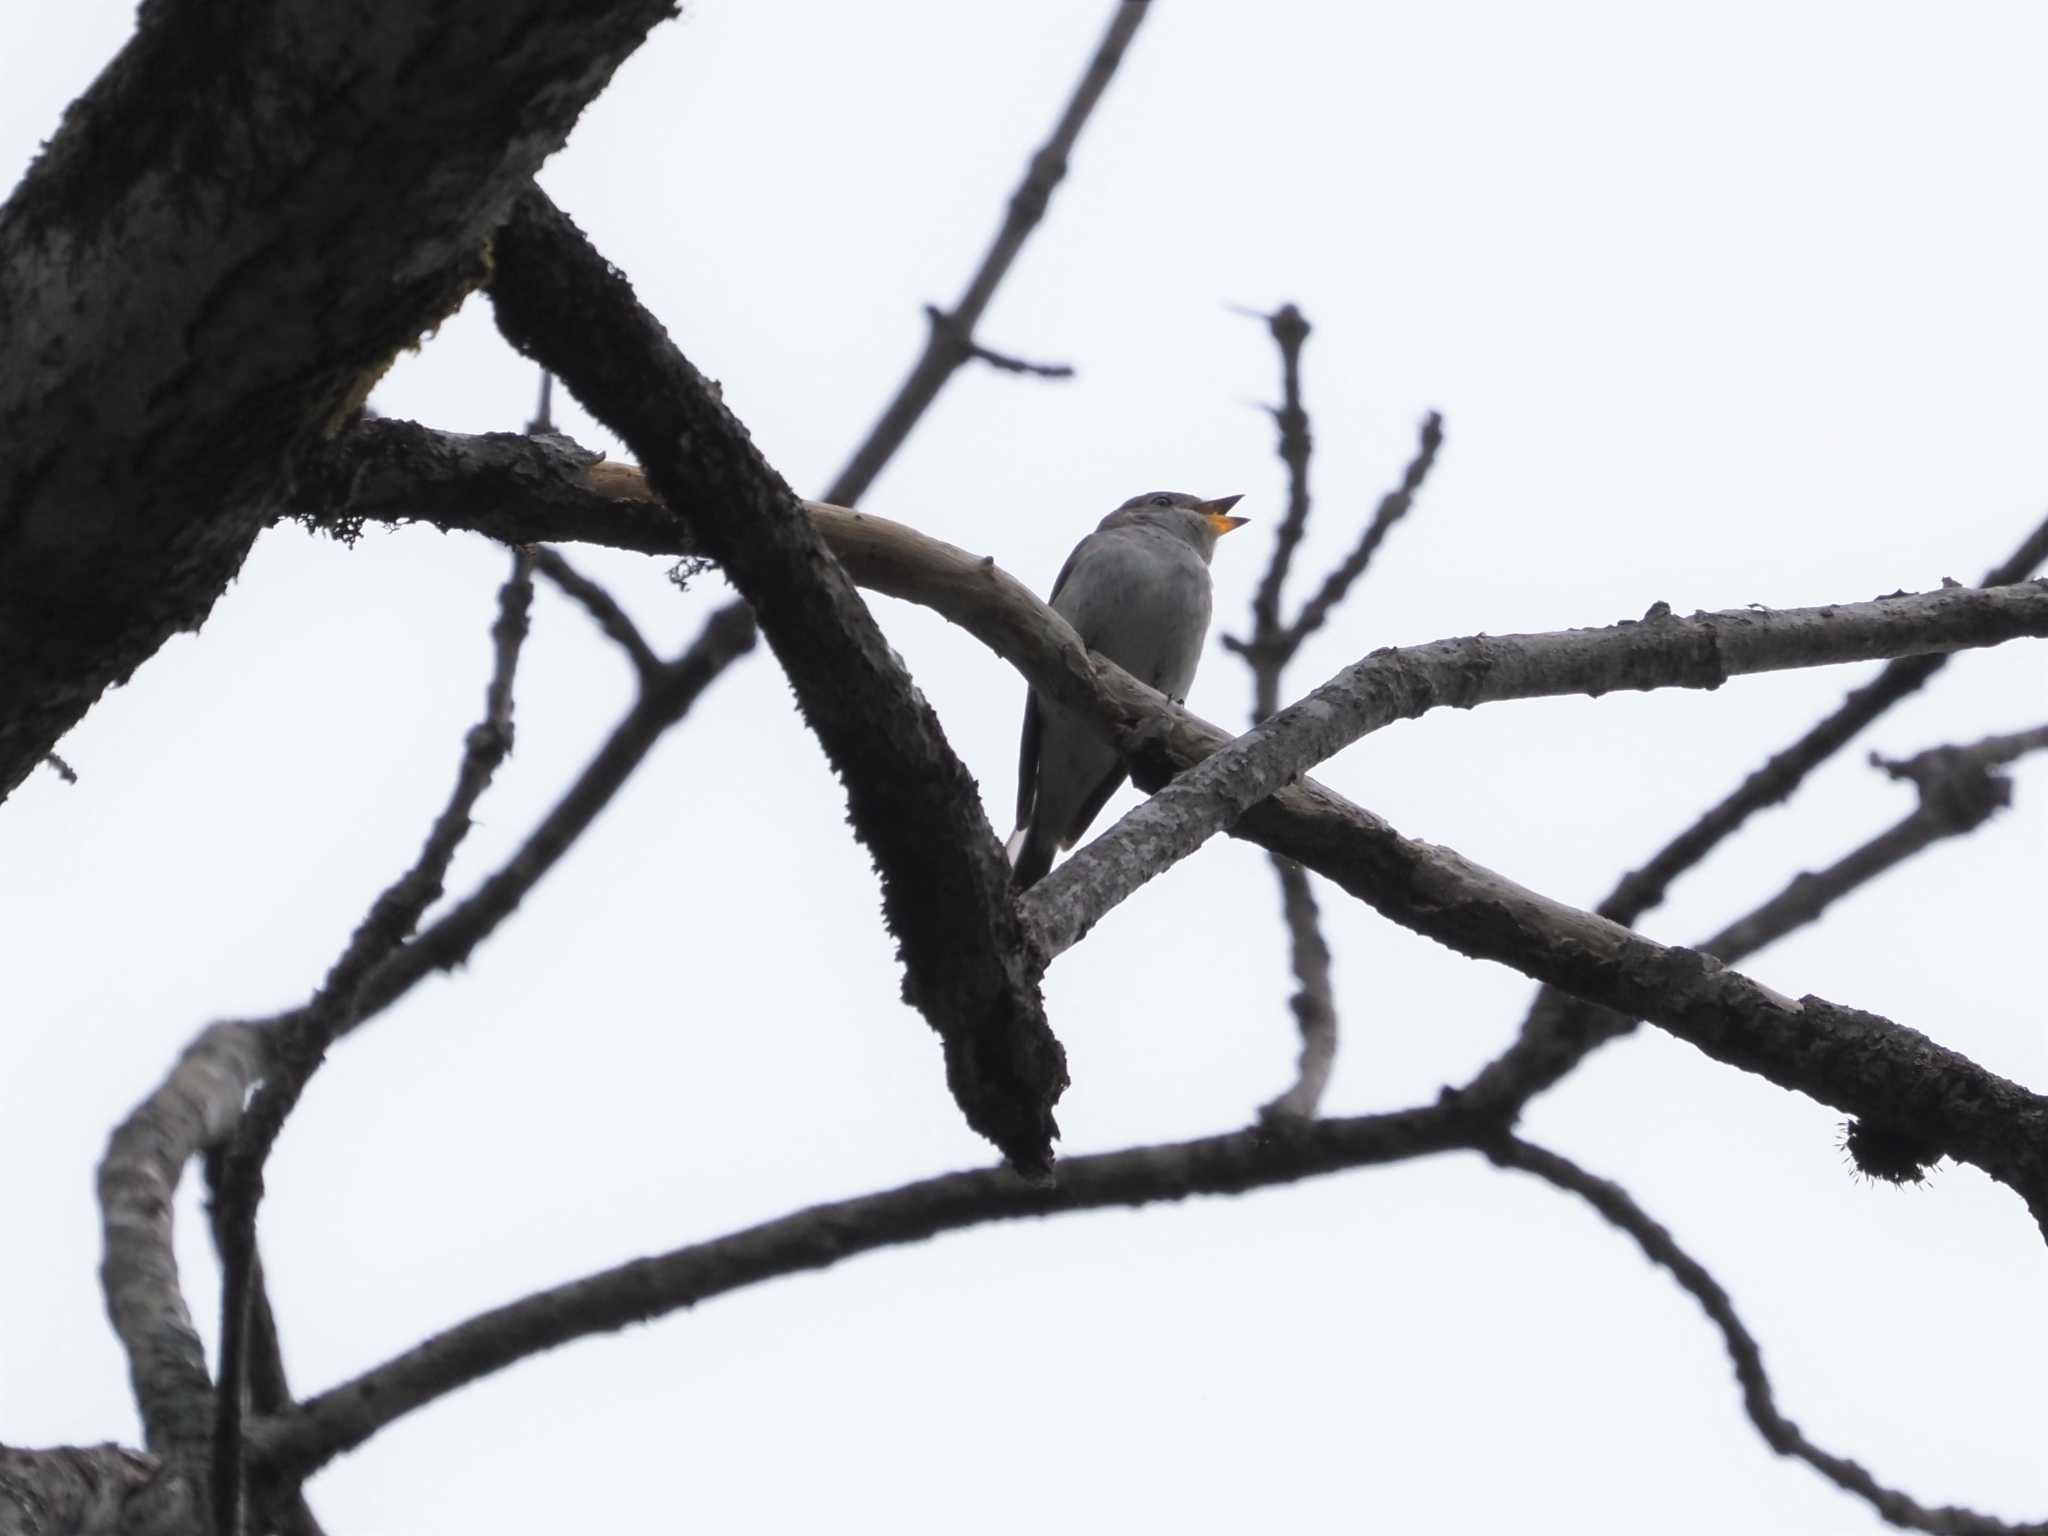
[1102,490,1248,560]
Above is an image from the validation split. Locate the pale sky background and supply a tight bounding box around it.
[4,3,2047,1532]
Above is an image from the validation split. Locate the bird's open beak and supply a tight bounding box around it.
[1199,494,1249,534]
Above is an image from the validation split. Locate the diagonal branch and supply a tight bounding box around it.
[1697,723,2048,963]
[351,598,758,1027]
[1024,580,2048,961]
[1283,411,1443,650]
[1490,1136,2047,1536]
[821,0,1151,505]
[489,190,1066,1172]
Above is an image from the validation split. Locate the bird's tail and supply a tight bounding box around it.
[1006,823,1057,889]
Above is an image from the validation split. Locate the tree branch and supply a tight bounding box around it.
[252,1104,1487,1480]
[0,0,678,802]
[351,598,759,1027]
[1227,304,1341,1119]
[99,1023,272,1459]
[1025,581,2048,960]
[209,553,533,1532]
[282,432,2048,1216]
[0,1444,183,1536]
[1490,1136,2048,1536]
[820,0,1150,505]
[488,189,1066,1173]
[1697,724,2047,962]
[1480,516,2048,1119]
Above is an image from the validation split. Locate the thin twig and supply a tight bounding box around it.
[201,1152,327,1536]
[530,545,661,680]
[347,599,756,1031]
[210,551,534,1535]
[527,370,555,435]
[40,751,78,784]
[1284,411,1443,648]
[820,0,1150,505]
[1244,302,1313,680]
[1491,1135,2048,1535]
[1698,724,2047,961]
[1260,856,1337,1120]
[1228,304,1341,1119]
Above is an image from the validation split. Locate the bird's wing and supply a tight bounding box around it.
[1017,537,1096,829]
[1014,687,1043,829]
[1061,763,1129,851]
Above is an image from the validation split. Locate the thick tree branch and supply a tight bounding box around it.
[488,190,1065,1172]
[821,0,1150,505]
[1027,581,2048,959]
[0,0,678,802]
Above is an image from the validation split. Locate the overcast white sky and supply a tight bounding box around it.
[4,3,2047,1531]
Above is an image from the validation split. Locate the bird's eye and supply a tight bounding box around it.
[1149,493,1174,508]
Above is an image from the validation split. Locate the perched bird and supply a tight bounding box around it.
[1009,490,1248,888]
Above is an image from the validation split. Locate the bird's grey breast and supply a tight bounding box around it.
[1053,524,1213,693]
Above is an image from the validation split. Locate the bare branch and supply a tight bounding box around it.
[99,1023,272,1458]
[1025,581,2048,961]
[530,545,660,680]
[489,189,1066,1173]
[252,1103,1487,1480]
[1491,1137,2048,1536]
[1259,856,1338,1121]
[1284,411,1443,649]
[1243,302,1314,662]
[1697,724,2048,962]
[350,599,760,1027]
[1599,516,2048,927]
[821,0,1150,505]
[210,551,533,1532]
[1227,304,1341,1119]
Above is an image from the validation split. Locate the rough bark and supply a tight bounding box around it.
[0,0,678,800]
[487,192,1066,1173]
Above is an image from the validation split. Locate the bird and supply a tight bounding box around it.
[1008,490,1248,888]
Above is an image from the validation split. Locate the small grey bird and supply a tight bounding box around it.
[1009,490,1248,888]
